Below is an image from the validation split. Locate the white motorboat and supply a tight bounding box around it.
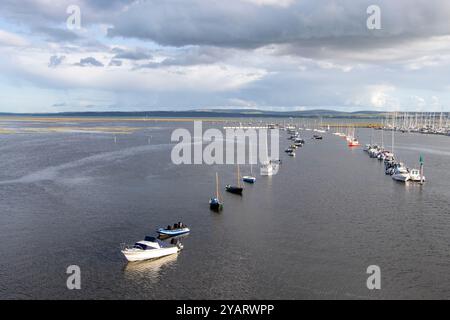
[260,161,279,176]
[391,165,409,182]
[260,162,273,176]
[122,236,182,262]
[408,169,425,182]
[392,172,409,182]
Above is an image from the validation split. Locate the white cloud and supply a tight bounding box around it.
[241,0,295,7]
[9,47,267,92]
[368,85,397,110]
[0,30,28,47]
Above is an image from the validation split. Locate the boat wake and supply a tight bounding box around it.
[0,143,172,185]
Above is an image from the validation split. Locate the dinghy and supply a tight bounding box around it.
[157,225,190,237]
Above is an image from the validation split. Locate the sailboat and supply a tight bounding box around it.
[209,172,223,211]
[260,134,278,176]
[347,127,360,147]
[226,165,244,195]
[242,148,256,183]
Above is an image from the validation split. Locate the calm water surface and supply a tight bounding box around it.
[0,119,449,299]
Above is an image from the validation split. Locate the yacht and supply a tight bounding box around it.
[260,161,278,176]
[242,150,256,183]
[391,164,409,181]
[348,138,360,147]
[122,236,182,262]
[226,165,244,195]
[210,172,223,211]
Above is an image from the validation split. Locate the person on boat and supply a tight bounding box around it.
[167,225,172,230]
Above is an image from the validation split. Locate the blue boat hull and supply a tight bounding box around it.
[242,177,256,183]
[157,228,190,236]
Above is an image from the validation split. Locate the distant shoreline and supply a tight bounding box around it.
[0,109,424,119]
[0,110,447,119]
[0,116,382,128]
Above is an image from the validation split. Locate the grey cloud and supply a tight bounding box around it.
[3,0,450,55]
[52,103,67,107]
[48,55,66,68]
[106,0,450,55]
[36,27,81,42]
[139,46,233,68]
[111,47,153,60]
[0,0,134,43]
[103,0,450,68]
[75,57,104,67]
[109,59,123,66]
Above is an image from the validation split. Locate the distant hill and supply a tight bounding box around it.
[0,109,436,119]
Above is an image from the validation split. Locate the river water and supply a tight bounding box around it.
[0,118,449,299]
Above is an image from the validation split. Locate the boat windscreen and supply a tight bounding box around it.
[133,243,147,250]
[144,236,157,242]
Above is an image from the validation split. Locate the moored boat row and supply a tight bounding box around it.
[363,130,426,184]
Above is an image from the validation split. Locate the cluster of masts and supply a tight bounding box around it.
[219,113,450,136]
[376,112,450,136]
[330,125,426,184]
[332,127,361,147]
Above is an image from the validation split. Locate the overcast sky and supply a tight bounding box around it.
[1,0,450,113]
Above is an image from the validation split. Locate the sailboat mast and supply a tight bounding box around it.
[237,165,241,187]
[392,126,395,155]
[249,144,253,175]
[216,172,220,200]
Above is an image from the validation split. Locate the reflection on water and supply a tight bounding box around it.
[124,253,179,283]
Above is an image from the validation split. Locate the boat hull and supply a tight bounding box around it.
[242,176,256,183]
[392,173,410,182]
[209,202,223,211]
[157,228,190,237]
[409,175,425,182]
[260,163,278,176]
[209,197,223,211]
[225,186,243,195]
[122,247,179,262]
